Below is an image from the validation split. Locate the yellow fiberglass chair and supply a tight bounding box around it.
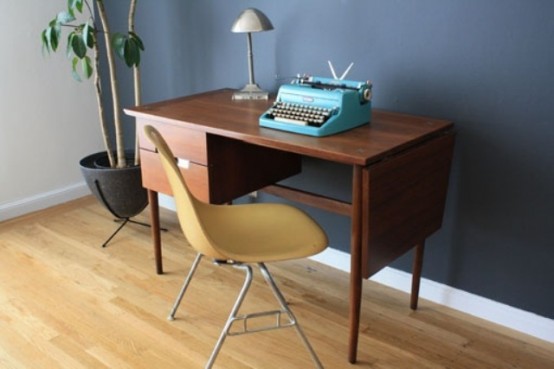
[144,125,328,369]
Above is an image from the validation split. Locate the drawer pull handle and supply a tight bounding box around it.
[177,158,190,169]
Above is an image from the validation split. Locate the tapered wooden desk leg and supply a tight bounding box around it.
[147,189,163,275]
[410,242,425,310]
[348,166,363,363]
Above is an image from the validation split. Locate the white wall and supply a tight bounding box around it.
[0,1,103,221]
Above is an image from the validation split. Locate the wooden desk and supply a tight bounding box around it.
[125,89,455,363]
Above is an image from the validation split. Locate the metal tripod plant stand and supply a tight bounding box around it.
[94,179,167,248]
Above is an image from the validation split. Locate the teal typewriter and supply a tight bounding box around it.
[259,75,372,137]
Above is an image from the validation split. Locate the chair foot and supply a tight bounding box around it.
[167,253,203,320]
[206,263,253,369]
[259,263,324,369]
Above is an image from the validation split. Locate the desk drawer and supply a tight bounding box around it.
[137,120,208,165]
[140,149,209,201]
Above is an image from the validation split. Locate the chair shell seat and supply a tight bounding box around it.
[196,202,328,263]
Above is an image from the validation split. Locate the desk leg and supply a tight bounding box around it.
[148,189,163,275]
[348,165,364,363]
[410,241,425,310]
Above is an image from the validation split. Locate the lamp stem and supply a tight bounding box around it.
[246,32,255,85]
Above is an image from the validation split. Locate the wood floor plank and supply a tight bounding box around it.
[0,196,552,368]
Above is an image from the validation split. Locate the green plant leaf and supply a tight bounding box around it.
[112,33,126,60]
[82,23,89,48]
[124,39,141,67]
[44,17,62,52]
[56,11,75,25]
[71,32,87,58]
[41,29,50,53]
[129,32,145,51]
[71,56,82,81]
[112,33,143,67]
[45,26,59,51]
[82,56,93,79]
[82,22,95,49]
[41,30,47,47]
[68,0,84,13]
[66,33,75,57]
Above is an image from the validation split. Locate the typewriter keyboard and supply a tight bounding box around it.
[266,101,337,127]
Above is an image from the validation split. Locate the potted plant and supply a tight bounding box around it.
[41,0,148,245]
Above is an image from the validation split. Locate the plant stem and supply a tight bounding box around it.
[129,0,141,166]
[83,0,114,167]
[96,0,125,168]
[93,39,115,167]
[84,0,94,17]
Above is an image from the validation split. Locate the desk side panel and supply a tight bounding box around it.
[363,133,455,278]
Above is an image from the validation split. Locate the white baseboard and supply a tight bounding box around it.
[310,248,554,343]
[0,182,90,222]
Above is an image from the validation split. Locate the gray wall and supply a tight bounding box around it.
[107,0,554,319]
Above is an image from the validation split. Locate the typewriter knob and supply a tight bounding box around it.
[362,88,372,102]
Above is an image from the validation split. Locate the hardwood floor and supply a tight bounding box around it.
[0,196,552,368]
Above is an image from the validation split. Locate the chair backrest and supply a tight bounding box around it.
[143,125,228,260]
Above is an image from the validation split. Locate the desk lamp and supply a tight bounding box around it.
[231,8,274,100]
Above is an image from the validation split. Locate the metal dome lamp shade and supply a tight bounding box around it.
[231,8,274,100]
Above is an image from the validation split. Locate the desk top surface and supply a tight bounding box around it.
[126,89,453,166]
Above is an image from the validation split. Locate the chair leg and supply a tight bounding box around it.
[167,253,203,320]
[205,263,253,369]
[258,263,324,369]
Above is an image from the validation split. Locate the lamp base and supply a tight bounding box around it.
[232,84,269,100]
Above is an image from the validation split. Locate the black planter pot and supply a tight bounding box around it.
[79,151,148,219]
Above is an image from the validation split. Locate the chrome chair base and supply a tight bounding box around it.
[168,254,324,369]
